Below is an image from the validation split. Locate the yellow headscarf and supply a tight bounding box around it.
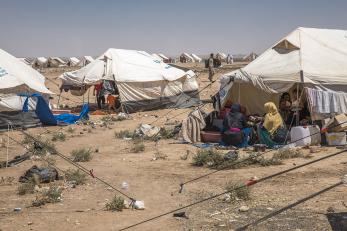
[263,102,284,135]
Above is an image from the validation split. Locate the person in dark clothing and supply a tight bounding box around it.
[222,104,249,147]
[93,82,105,109]
[223,104,247,131]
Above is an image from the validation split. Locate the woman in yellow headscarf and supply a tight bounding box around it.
[263,102,284,135]
[259,102,288,148]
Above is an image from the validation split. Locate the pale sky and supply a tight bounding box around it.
[1,0,347,57]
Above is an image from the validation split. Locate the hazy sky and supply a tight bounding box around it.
[1,0,347,57]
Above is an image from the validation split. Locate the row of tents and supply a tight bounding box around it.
[1,26,345,127]
[0,47,200,117]
[19,56,95,68]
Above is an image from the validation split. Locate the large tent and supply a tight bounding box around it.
[48,57,66,67]
[180,53,195,63]
[0,48,53,128]
[243,52,258,62]
[68,57,82,67]
[217,27,347,119]
[82,56,94,66]
[151,53,163,62]
[158,53,170,63]
[60,48,199,112]
[191,54,202,62]
[32,57,48,68]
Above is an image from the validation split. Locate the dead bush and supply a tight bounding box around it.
[105,195,125,211]
[71,148,92,162]
[225,182,251,202]
[65,169,87,185]
[51,132,66,142]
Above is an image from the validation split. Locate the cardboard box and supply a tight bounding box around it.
[322,114,347,132]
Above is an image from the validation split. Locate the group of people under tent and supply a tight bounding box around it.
[207,88,312,148]
[93,80,121,112]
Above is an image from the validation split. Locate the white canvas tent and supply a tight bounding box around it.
[158,53,169,62]
[68,57,82,67]
[82,56,94,66]
[151,53,163,62]
[216,52,227,60]
[217,27,347,119]
[60,48,199,112]
[243,52,258,62]
[0,49,52,111]
[191,54,202,62]
[180,53,195,63]
[48,57,66,67]
[18,58,31,65]
[32,57,48,68]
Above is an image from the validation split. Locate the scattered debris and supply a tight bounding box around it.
[238,206,250,212]
[0,152,30,168]
[71,148,93,162]
[173,211,188,219]
[134,200,145,210]
[19,165,59,184]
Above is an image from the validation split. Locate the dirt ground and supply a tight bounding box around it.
[1,63,347,231]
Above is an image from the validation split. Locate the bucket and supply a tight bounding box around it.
[290,126,311,146]
[308,125,321,145]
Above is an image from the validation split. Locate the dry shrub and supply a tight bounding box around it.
[273,148,303,160]
[71,148,92,162]
[131,141,145,153]
[105,195,125,211]
[18,177,37,195]
[225,182,251,202]
[65,169,87,185]
[51,132,66,142]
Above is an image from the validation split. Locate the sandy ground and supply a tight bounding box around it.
[0,63,347,231]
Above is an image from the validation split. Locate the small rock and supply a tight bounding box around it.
[266,207,274,211]
[327,207,335,213]
[28,221,33,225]
[238,206,249,212]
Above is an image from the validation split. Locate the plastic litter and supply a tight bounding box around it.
[121,182,129,190]
[134,200,145,210]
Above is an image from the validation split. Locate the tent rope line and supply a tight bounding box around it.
[118,149,347,231]
[6,122,137,203]
[178,120,347,192]
[235,181,344,230]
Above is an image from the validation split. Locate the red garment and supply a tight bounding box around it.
[94,83,103,94]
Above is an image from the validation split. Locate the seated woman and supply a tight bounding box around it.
[222,104,251,147]
[258,102,288,148]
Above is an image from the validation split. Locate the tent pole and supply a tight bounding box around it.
[6,124,10,168]
[296,70,304,126]
[57,91,62,109]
